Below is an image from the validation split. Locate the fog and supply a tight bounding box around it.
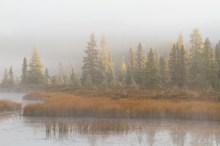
[0,0,220,77]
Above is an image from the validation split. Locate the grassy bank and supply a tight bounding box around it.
[0,100,21,112]
[23,91,220,121]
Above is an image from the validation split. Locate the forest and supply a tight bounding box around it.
[1,28,220,92]
[0,28,220,121]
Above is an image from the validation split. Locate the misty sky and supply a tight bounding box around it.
[0,0,220,77]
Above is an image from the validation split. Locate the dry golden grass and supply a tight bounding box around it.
[0,100,21,112]
[23,92,220,121]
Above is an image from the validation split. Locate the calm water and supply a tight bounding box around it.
[0,92,220,146]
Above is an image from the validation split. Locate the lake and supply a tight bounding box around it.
[0,92,220,146]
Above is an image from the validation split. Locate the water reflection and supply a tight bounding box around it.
[26,118,220,146]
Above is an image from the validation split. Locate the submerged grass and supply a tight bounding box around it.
[23,91,220,121]
[0,100,21,112]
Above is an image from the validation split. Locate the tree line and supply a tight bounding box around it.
[2,29,220,90]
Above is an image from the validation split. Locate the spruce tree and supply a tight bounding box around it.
[28,48,44,84]
[176,44,186,87]
[8,66,14,86]
[99,36,115,84]
[145,48,159,88]
[128,48,136,83]
[215,41,220,81]
[202,38,219,88]
[135,43,146,85]
[119,59,127,83]
[69,66,80,88]
[168,44,178,85]
[2,68,9,87]
[21,57,28,84]
[44,68,50,85]
[82,33,102,86]
[189,29,204,86]
[158,55,167,86]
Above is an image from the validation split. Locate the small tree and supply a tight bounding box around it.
[21,57,28,85]
[8,66,14,86]
[28,49,44,85]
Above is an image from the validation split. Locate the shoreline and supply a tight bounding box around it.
[22,89,220,121]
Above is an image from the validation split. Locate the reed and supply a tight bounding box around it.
[0,100,21,112]
[23,92,220,121]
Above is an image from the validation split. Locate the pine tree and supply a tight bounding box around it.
[106,52,115,83]
[176,44,186,87]
[44,68,50,85]
[168,44,178,85]
[215,40,220,81]
[177,34,185,47]
[189,29,204,86]
[8,66,14,86]
[99,36,115,84]
[28,48,44,84]
[119,60,127,83]
[21,57,28,84]
[158,55,167,86]
[135,43,146,85]
[144,48,159,88]
[202,38,219,88]
[2,68,9,87]
[69,66,80,88]
[58,62,66,85]
[81,33,102,86]
[129,48,137,80]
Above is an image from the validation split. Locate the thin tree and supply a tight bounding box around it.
[21,57,28,84]
[135,43,146,85]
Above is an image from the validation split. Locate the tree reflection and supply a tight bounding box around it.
[43,119,220,146]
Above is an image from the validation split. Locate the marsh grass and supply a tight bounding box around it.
[23,91,220,121]
[0,100,21,112]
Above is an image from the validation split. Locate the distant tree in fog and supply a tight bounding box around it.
[189,29,204,86]
[81,33,103,86]
[135,43,146,85]
[215,41,220,81]
[21,57,28,85]
[27,48,44,84]
[99,36,115,84]
[8,66,14,86]
[144,48,159,88]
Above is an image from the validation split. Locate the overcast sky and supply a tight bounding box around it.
[0,0,220,77]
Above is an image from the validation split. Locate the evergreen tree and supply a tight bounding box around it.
[21,57,28,84]
[168,44,178,85]
[119,60,127,83]
[99,36,115,84]
[158,55,167,86]
[177,34,185,47]
[189,29,204,86]
[8,66,14,86]
[129,48,137,80]
[176,44,186,87]
[81,33,102,86]
[70,66,81,88]
[106,52,115,83]
[215,40,220,81]
[135,43,146,85]
[58,62,66,85]
[2,68,9,87]
[44,68,50,85]
[202,38,219,88]
[28,48,44,84]
[144,48,159,88]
